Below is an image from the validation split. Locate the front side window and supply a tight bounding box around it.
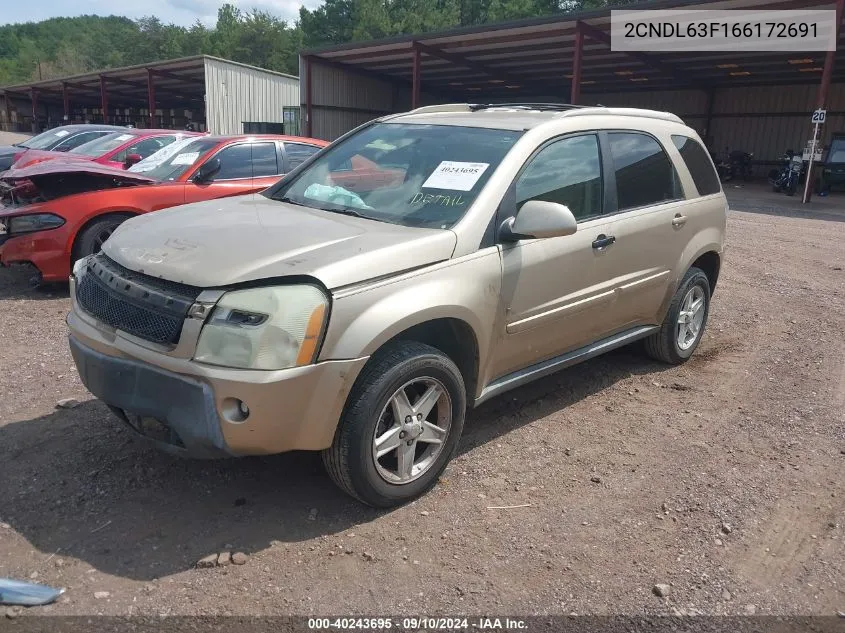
[515,134,603,221]
[827,138,845,163]
[609,132,679,210]
[213,144,254,180]
[671,134,721,196]
[270,123,522,229]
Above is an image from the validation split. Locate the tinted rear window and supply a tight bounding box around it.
[671,135,721,196]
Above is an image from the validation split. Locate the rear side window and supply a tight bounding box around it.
[608,132,679,210]
[671,135,721,196]
[251,142,280,176]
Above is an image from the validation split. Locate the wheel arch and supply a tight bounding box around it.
[70,210,138,263]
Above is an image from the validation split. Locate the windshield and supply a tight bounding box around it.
[143,138,221,182]
[19,128,81,150]
[269,123,522,229]
[70,132,138,157]
[130,136,199,173]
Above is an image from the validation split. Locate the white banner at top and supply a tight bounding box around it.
[610,10,837,52]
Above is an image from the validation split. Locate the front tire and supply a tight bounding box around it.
[72,214,132,265]
[644,267,711,365]
[323,341,466,507]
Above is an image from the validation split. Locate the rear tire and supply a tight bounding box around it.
[644,267,711,365]
[323,340,466,508]
[72,214,132,266]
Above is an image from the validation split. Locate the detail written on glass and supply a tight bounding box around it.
[409,192,467,206]
[610,10,837,52]
[422,161,489,191]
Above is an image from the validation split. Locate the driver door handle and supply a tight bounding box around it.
[592,234,616,250]
[672,213,687,228]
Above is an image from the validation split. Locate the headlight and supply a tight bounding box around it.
[72,254,91,279]
[8,213,65,235]
[194,285,328,370]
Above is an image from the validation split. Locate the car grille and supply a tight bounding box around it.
[76,253,202,345]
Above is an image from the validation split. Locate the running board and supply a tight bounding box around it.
[474,325,658,406]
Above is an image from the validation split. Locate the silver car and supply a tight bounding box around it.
[67,103,727,507]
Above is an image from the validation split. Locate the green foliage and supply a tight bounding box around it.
[0,0,627,86]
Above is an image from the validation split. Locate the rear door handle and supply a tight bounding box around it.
[592,234,616,250]
[672,214,687,228]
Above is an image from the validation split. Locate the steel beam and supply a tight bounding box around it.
[305,55,313,138]
[99,76,109,124]
[147,69,156,128]
[571,23,584,105]
[412,43,421,109]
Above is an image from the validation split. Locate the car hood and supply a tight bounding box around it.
[0,161,154,208]
[103,194,458,289]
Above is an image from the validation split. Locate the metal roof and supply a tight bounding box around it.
[304,0,844,96]
[0,55,297,110]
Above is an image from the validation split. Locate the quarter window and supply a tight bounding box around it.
[671,135,721,196]
[515,134,603,221]
[608,132,679,210]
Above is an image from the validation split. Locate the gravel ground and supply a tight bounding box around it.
[0,199,843,618]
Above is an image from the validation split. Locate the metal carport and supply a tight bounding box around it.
[300,0,845,173]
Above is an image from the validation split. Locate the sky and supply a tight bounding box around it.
[0,0,325,27]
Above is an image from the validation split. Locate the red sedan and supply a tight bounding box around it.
[0,134,328,284]
[11,129,203,171]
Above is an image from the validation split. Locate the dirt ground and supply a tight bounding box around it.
[1,188,843,618]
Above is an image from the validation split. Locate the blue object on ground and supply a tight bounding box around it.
[0,578,64,606]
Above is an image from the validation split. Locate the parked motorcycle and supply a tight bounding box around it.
[729,150,754,181]
[770,150,804,196]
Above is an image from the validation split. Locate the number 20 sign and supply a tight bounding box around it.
[812,109,827,124]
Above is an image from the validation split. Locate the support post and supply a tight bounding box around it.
[305,56,313,138]
[817,0,844,109]
[62,82,70,122]
[30,89,38,133]
[412,43,421,109]
[570,22,584,105]
[99,75,109,125]
[703,88,716,148]
[147,69,156,129]
[807,0,844,202]
[3,94,11,132]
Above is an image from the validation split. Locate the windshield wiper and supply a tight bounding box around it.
[277,195,375,220]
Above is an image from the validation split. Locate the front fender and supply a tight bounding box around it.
[319,249,503,399]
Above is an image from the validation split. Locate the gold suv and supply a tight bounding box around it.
[67,103,727,506]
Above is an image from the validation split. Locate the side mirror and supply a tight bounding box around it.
[500,200,578,242]
[123,153,143,169]
[192,157,221,184]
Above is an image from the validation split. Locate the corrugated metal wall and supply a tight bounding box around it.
[303,56,845,166]
[204,58,300,135]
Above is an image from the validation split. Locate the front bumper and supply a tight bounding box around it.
[0,226,71,282]
[67,305,368,459]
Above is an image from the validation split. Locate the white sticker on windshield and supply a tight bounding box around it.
[54,130,70,137]
[171,152,199,165]
[422,161,489,191]
[115,134,134,141]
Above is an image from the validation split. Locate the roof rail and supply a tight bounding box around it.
[561,107,684,124]
[407,103,473,114]
[468,102,588,111]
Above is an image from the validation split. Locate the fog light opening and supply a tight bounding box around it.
[222,397,250,424]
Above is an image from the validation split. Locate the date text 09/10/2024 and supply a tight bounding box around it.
[307,617,528,630]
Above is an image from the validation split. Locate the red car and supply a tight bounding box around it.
[11,129,203,171]
[0,134,328,284]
